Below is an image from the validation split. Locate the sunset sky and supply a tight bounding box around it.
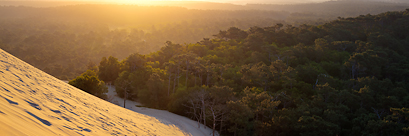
[92,0,330,5]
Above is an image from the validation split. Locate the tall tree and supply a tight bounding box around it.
[115,71,132,108]
[139,73,167,109]
[98,56,120,83]
[207,86,233,136]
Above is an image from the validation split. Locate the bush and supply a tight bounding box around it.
[68,70,108,100]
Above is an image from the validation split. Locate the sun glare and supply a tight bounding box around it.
[102,0,330,5]
[112,0,151,4]
[111,0,206,5]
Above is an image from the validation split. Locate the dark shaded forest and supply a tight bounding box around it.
[71,9,409,136]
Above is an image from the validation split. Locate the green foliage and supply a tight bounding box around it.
[68,70,108,100]
[123,53,147,72]
[297,115,340,136]
[138,73,169,109]
[114,55,152,100]
[114,71,134,100]
[98,56,120,83]
[227,100,254,136]
[167,85,191,115]
[240,62,271,91]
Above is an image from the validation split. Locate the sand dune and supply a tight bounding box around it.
[0,48,212,136]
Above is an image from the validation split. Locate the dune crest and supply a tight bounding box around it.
[0,48,187,135]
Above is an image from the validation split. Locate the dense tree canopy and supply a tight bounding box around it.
[3,3,409,135]
[104,9,409,136]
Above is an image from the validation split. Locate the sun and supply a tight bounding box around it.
[111,0,183,5]
[110,0,212,5]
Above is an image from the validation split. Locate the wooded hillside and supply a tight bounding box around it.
[82,9,409,135]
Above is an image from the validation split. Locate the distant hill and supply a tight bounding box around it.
[246,1,409,17]
[141,1,409,18]
[1,1,407,18]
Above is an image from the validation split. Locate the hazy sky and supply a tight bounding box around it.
[8,0,405,5]
[99,0,331,5]
[201,0,329,4]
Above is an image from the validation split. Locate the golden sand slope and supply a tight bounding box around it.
[0,48,186,136]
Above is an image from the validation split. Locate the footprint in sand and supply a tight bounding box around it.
[63,126,92,133]
[1,87,10,92]
[25,111,52,126]
[1,96,18,105]
[62,116,71,122]
[50,109,61,113]
[25,100,41,110]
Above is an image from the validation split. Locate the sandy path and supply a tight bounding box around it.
[62,81,216,135]
[105,85,216,136]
